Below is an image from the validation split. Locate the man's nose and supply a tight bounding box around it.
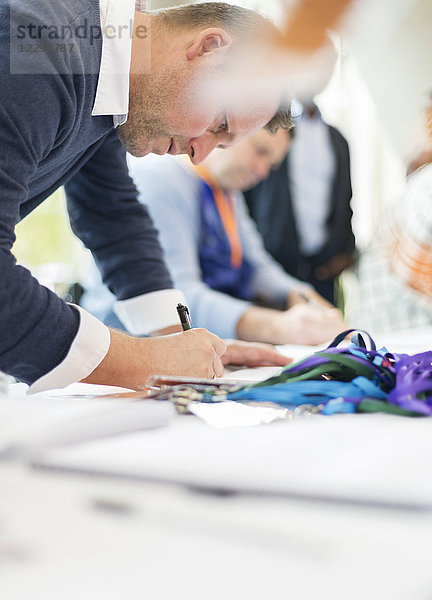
[189,134,220,165]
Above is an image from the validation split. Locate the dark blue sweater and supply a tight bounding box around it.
[0,0,173,384]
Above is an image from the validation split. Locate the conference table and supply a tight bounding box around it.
[2,327,432,600]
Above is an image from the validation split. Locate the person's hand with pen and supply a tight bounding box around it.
[274,302,347,345]
[82,325,227,388]
[285,287,348,345]
[235,286,347,347]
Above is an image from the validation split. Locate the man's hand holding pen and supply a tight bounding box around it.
[82,326,227,388]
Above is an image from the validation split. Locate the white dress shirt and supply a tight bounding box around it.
[289,110,335,256]
[91,0,135,126]
[30,0,185,393]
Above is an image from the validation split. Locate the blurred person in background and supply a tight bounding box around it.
[245,101,356,305]
[83,127,347,346]
[353,96,432,333]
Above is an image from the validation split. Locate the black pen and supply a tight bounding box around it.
[177,303,192,331]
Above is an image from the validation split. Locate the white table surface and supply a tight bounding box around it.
[3,330,432,600]
[2,459,432,600]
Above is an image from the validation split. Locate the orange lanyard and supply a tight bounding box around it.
[193,165,243,268]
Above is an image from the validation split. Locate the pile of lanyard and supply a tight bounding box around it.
[223,330,432,417]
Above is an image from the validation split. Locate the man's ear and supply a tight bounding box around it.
[186,28,233,61]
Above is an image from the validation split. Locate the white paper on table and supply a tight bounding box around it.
[0,382,174,458]
[189,401,290,428]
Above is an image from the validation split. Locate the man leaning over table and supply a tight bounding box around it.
[0,0,292,393]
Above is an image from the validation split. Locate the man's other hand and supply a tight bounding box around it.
[222,340,292,368]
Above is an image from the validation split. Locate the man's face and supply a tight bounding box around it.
[206,128,291,191]
[118,55,281,165]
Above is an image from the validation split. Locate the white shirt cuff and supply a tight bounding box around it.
[28,305,111,394]
[114,289,187,335]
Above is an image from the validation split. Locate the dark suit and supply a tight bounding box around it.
[244,125,355,303]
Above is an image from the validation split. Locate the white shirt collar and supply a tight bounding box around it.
[92,0,137,126]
